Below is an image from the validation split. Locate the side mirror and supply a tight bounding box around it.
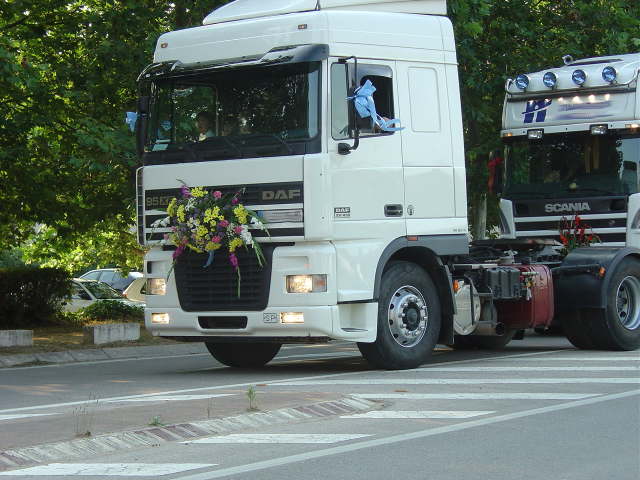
[338,56,360,155]
[135,96,150,158]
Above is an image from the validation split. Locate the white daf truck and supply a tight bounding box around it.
[136,0,640,370]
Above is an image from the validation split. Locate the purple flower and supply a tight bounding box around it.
[234,226,243,235]
[219,219,229,228]
[231,197,239,205]
[173,244,185,259]
[180,185,191,198]
[213,190,222,199]
[229,253,239,270]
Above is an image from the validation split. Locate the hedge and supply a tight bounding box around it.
[0,267,71,328]
[80,300,144,323]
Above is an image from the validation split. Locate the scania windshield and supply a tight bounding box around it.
[503,131,640,199]
[144,61,321,164]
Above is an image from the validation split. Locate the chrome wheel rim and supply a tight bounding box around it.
[387,285,428,348]
[615,276,640,330]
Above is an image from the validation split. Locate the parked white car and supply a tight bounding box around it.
[78,269,143,292]
[123,277,146,303]
[64,279,145,313]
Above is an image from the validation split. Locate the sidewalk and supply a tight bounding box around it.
[0,343,208,368]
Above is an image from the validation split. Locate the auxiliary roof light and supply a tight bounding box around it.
[590,124,608,135]
[515,74,530,90]
[602,66,617,83]
[527,129,544,140]
[572,69,587,86]
[543,72,557,88]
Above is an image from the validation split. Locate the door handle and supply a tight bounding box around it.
[384,204,403,217]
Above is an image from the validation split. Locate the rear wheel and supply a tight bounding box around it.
[205,342,281,368]
[357,261,441,370]
[563,258,640,351]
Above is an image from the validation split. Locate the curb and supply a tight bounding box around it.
[0,343,208,368]
[0,397,379,471]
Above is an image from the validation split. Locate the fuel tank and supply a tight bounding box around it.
[494,264,554,329]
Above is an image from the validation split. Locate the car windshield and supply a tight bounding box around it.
[82,281,124,300]
[146,62,320,160]
[504,132,640,199]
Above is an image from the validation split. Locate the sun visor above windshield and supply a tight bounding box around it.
[203,0,447,25]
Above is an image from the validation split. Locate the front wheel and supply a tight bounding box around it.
[205,342,281,368]
[358,261,441,370]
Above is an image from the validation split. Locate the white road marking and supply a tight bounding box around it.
[417,366,640,372]
[173,389,640,480]
[271,378,640,386]
[0,413,59,421]
[0,463,215,477]
[105,394,234,403]
[353,393,601,400]
[186,434,370,444]
[0,349,563,415]
[341,411,494,419]
[490,356,640,362]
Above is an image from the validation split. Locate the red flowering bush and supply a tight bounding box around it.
[558,215,600,254]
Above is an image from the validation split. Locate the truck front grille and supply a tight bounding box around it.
[174,246,278,312]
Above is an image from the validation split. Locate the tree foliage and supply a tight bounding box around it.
[449,0,640,229]
[1,0,640,264]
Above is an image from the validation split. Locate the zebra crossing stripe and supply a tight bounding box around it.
[105,394,234,403]
[416,366,639,372]
[0,413,59,421]
[341,411,494,419]
[0,463,215,476]
[271,378,640,386]
[352,393,600,400]
[490,356,640,362]
[185,434,370,444]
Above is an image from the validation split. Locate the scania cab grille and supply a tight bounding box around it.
[174,246,278,312]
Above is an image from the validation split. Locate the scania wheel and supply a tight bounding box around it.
[358,261,441,370]
[205,342,282,367]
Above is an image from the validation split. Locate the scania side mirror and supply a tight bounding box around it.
[338,56,360,155]
[136,95,150,158]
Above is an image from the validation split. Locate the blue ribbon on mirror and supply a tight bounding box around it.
[203,251,215,268]
[347,80,403,132]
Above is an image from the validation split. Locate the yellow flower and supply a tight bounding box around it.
[204,207,221,225]
[205,242,221,251]
[186,244,203,254]
[167,198,177,217]
[233,205,248,224]
[177,205,186,222]
[229,237,244,252]
[190,186,206,198]
[195,225,208,239]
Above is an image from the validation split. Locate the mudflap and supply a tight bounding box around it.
[553,246,640,312]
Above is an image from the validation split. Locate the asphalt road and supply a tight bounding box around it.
[0,334,639,479]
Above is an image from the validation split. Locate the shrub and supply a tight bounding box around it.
[0,267,71,328]
[80,300,144,323]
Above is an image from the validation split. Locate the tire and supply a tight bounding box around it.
[357,261,441,370]
[451,330,516,350]
[591,258,640,350]
[205,342,281,368]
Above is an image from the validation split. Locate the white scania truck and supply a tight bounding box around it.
[136,0,640,370]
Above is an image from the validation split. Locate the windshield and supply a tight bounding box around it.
[146,62,321,161]
[504,132,640,199]
[82,281,124,300]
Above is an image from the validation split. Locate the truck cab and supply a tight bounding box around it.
[499,53,640,247]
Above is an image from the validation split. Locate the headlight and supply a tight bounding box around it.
[286,274,327,293]
[515,74,530,90]
[602,66,617,83]
[147,278,167,295]
[543,72,557,88]
[572,69,587,86]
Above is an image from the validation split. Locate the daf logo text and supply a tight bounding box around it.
[262,189,301,201]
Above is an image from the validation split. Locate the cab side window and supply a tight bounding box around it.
[331,63,395,140]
